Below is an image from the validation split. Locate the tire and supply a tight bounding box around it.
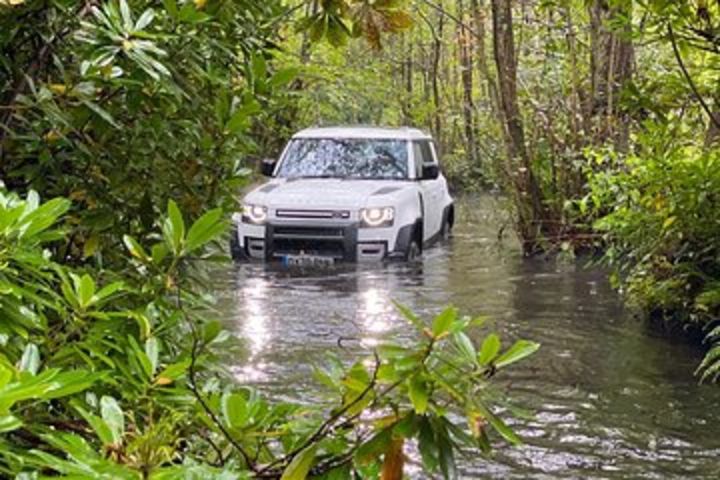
[404,239,421,261]
[229,228,247,261]
[441,207,454,239]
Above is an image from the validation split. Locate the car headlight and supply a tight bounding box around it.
[242,204,268,225]
[360,207,394,228]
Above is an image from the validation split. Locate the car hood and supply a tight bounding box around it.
[243,178,412,209]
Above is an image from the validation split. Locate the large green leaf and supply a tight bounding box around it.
[186,208,225,252]
[280,444,317,480]
[100,396,125,445]
[495,340,540,369]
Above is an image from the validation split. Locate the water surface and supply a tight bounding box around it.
[218,197,720,479]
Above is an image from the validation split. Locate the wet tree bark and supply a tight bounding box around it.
[490,0,546,253]
[457,0,477,166]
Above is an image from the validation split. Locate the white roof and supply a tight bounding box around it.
[293,126,432,140]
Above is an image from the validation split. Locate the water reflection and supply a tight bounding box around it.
[240,275,271,356]
[218,197,720,478]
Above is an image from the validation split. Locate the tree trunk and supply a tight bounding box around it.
[457,0,477,165]
[490,0,545,253]
[588,0,634,150]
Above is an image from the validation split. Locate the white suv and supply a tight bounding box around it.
[231,126,454,264]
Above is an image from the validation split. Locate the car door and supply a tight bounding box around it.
[412,140,443,242]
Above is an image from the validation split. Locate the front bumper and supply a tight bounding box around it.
[235,221,400,262]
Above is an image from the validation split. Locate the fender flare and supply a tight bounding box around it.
[392,219,423,257]
[442,203,455,232]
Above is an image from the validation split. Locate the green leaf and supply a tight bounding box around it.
[82,100,120,129]
[119,0,133,30]
[269,68,299,88]
[475,401,521,445]
[93,281,125,304]
[354,427,392,465]
[123,235,150,262]
[162,0,177,18]
[453,332,477,363]
[20,197,70,238]
[19,343,40,376]
[100,396,124,445]
[407,374,429,414]
[417,417,439,472]
[155,359,190,383]
[163,199,185,254]
[75,274,96,309]
[495,340,540,368]
[135,9,155,30]
[432,307,457,337]
[0,415,22,433]
[145,337,159,376]
[393,301,423,330]
[432,418,457,480]
[225,99,261,134]
[75,404,115,446]
[477,334,501,366]
[280,444,317,480]
[44,371,104,399]
[221,392,248,428]
[186,208,225,251]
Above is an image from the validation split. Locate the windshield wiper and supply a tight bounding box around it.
[344,176,405,181]
[294,175,342,179]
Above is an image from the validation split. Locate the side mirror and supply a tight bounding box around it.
[260,158,276,177]
[421,164,440,180]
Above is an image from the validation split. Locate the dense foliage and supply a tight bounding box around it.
[578,1,720,381]
[0,189,538,478]
[270,0,720,379]
[1,0,292,264]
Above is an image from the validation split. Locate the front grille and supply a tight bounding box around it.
[272,238,345,258]
[273,226,344,238]
[276,209,350,220]
[266,223,357,261]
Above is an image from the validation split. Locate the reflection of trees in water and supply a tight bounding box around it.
[278,138,408,178]
[504,258,720,448]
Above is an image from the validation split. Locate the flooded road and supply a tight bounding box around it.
[218,198,720,479]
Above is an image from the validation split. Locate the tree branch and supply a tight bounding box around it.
[667,23,720,131]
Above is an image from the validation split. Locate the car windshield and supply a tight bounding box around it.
[276,138,409,180]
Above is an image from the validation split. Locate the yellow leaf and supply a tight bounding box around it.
[154,376,173,386]
[44,130,62,142]
[49,83,67,95]
[662,216,676,230]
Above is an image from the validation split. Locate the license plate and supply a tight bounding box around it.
[282,254,335,267]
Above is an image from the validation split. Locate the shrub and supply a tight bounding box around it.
[0,188,539,478]
[587,125,720,382]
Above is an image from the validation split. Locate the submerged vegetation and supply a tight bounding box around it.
[0,0,718,477]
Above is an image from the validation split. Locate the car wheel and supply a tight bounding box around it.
[405,239,421,261]
[440,218,452,240]
[441,207,454,240]
[229,229,247,261]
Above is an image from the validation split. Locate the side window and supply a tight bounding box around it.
[413,140,436,178]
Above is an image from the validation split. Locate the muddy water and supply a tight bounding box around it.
[218,197,720,479]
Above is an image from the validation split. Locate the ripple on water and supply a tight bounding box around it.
[216,197,720,479]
